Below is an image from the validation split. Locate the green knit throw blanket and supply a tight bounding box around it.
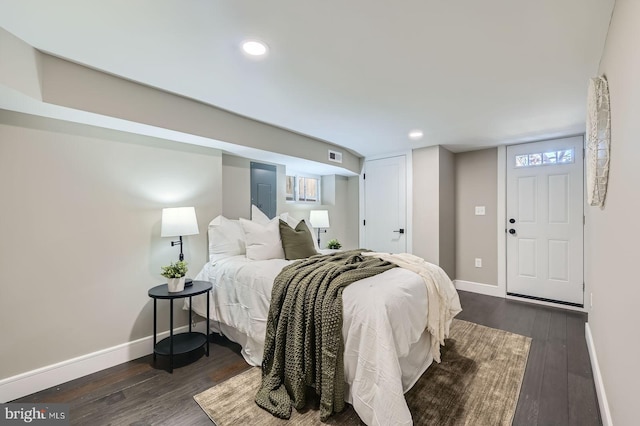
[255,250,396,421]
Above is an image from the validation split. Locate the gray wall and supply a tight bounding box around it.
[0,28,41,100]
[345,176,360,249]
[455,148,498,284]
[587,1,640,424]
[412,146,440,265]
[412,145,456,278]
[0,111,222,379]
[222,154,251,220]
[38,53,360,175]
[438,147,456,278]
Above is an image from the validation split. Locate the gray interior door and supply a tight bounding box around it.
[250,162,277,219]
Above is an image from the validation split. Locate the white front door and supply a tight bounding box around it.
[363,155,407,253]
[506,136,584,306]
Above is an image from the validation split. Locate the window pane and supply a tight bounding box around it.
[543,151,557,164]
[515,155,528,167]
[297,177,306,201]
[286,176,295,201]
[528,153,542,166]
[305,178,317,202]
[557,149,574,164]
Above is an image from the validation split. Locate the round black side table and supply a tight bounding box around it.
[148,280,212,373]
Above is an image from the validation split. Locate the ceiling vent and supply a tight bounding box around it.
[328,150,343,163]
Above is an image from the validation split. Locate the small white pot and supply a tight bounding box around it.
[167,277,186,293]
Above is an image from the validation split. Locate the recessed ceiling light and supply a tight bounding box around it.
[408,129,424,140]
[242,40,268,57]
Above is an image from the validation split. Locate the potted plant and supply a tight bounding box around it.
[327,239,342,250]
[161,261,188,292]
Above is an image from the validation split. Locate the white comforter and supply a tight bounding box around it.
[188,255,460,425]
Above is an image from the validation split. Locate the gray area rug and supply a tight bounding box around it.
[194,319,531,425]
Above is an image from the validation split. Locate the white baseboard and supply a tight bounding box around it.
[0,321,207,403]
[585,322,612,426]
[454,280,504,298]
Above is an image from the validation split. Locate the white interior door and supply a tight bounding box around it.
[506,136,584,305]
[363,156,407,253]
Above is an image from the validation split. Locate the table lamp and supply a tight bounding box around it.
[161,206,199,285]
[309,210,330,247]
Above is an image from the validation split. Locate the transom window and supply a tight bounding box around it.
[515,149,574,168]
[286,174,320,203]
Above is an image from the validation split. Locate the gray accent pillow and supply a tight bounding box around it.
[279,219,318,260]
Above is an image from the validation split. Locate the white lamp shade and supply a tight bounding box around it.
[309,210,330,228]
[161,207,199,237]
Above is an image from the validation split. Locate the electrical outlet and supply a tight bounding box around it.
[475,206,486,215]
[475,258,482,268]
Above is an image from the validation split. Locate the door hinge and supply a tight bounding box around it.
[583,282,585,291]
[363,219,366,226]
[583,215,586,225]
[363,173,366,180]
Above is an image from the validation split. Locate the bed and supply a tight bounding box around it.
[186,208,461,425]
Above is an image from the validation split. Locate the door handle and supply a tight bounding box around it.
[393,229,405,234]
[509,218,516,224]
[508,229,516,235]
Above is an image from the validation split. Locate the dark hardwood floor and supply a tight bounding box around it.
[455,291,601,426]
[14,290,601,425]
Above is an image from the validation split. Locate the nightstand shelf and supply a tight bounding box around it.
[148,280,212,373]
[154,332,208,356]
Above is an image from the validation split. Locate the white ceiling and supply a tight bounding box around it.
[0,0,614,158]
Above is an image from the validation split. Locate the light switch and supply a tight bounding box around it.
[475,206,486,215]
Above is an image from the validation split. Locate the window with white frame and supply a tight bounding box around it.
[286,174,320,203]
[514,148,575,168]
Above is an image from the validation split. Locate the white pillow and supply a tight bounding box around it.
[279,212,298,228]
[240,217,285,260]
[251,204,271,225]
[208,215,246,262]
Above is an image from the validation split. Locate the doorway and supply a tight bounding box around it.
[506,136,584,306]
[250,162,277,219]
[362,155,408,253]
